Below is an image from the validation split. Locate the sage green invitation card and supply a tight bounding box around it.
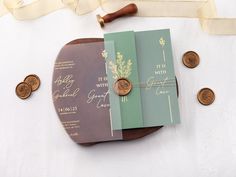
[104,31,143,130]
[104,29,180,130]
[135,29,180,126]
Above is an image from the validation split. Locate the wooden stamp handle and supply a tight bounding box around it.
[97,3,138,27]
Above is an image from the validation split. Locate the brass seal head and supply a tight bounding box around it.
[96,14,105,28]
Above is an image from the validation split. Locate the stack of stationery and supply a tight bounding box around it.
[104,29,180,130]
[52,29,180,144]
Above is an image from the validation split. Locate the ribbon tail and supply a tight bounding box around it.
[3,0,65,20]
[0,0,8,17]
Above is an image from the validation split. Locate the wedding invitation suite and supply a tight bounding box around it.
[104,29,180,130]
[52,29,180,144]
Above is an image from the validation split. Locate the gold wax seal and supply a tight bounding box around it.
[113,78,132,96]
[15,82,32,99]
[24,74,40,91]
[182,51,200,68]
[197,88,215,106]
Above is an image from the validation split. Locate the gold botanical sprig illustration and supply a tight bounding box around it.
[102,50,132,80]
[159,37,166,63]
[102,50,108,59]
[159,37,166,47]
[102,50,132,103]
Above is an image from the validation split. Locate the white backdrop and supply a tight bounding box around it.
[1,0,236,177]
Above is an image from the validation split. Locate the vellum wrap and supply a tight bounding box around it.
[0,0,236,34]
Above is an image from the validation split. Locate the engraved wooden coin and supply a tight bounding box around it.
[24,74,40,91]
[15,82,32,99]
[182,51,200,68]
[113,78,132,96]
[197,88,215,106]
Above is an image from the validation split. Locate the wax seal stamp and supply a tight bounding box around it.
[197,88,215,106]
[96,3,138,28]
[24,74,41,91]
[15,82,32,99]
[113,78,132,96]
[182,51,200,68]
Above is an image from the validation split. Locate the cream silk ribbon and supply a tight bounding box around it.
[1,0,236,35]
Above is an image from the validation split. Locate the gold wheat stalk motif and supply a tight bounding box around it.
[159,37,166,63]
[102,51,132,103]
[102,50,132,80]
